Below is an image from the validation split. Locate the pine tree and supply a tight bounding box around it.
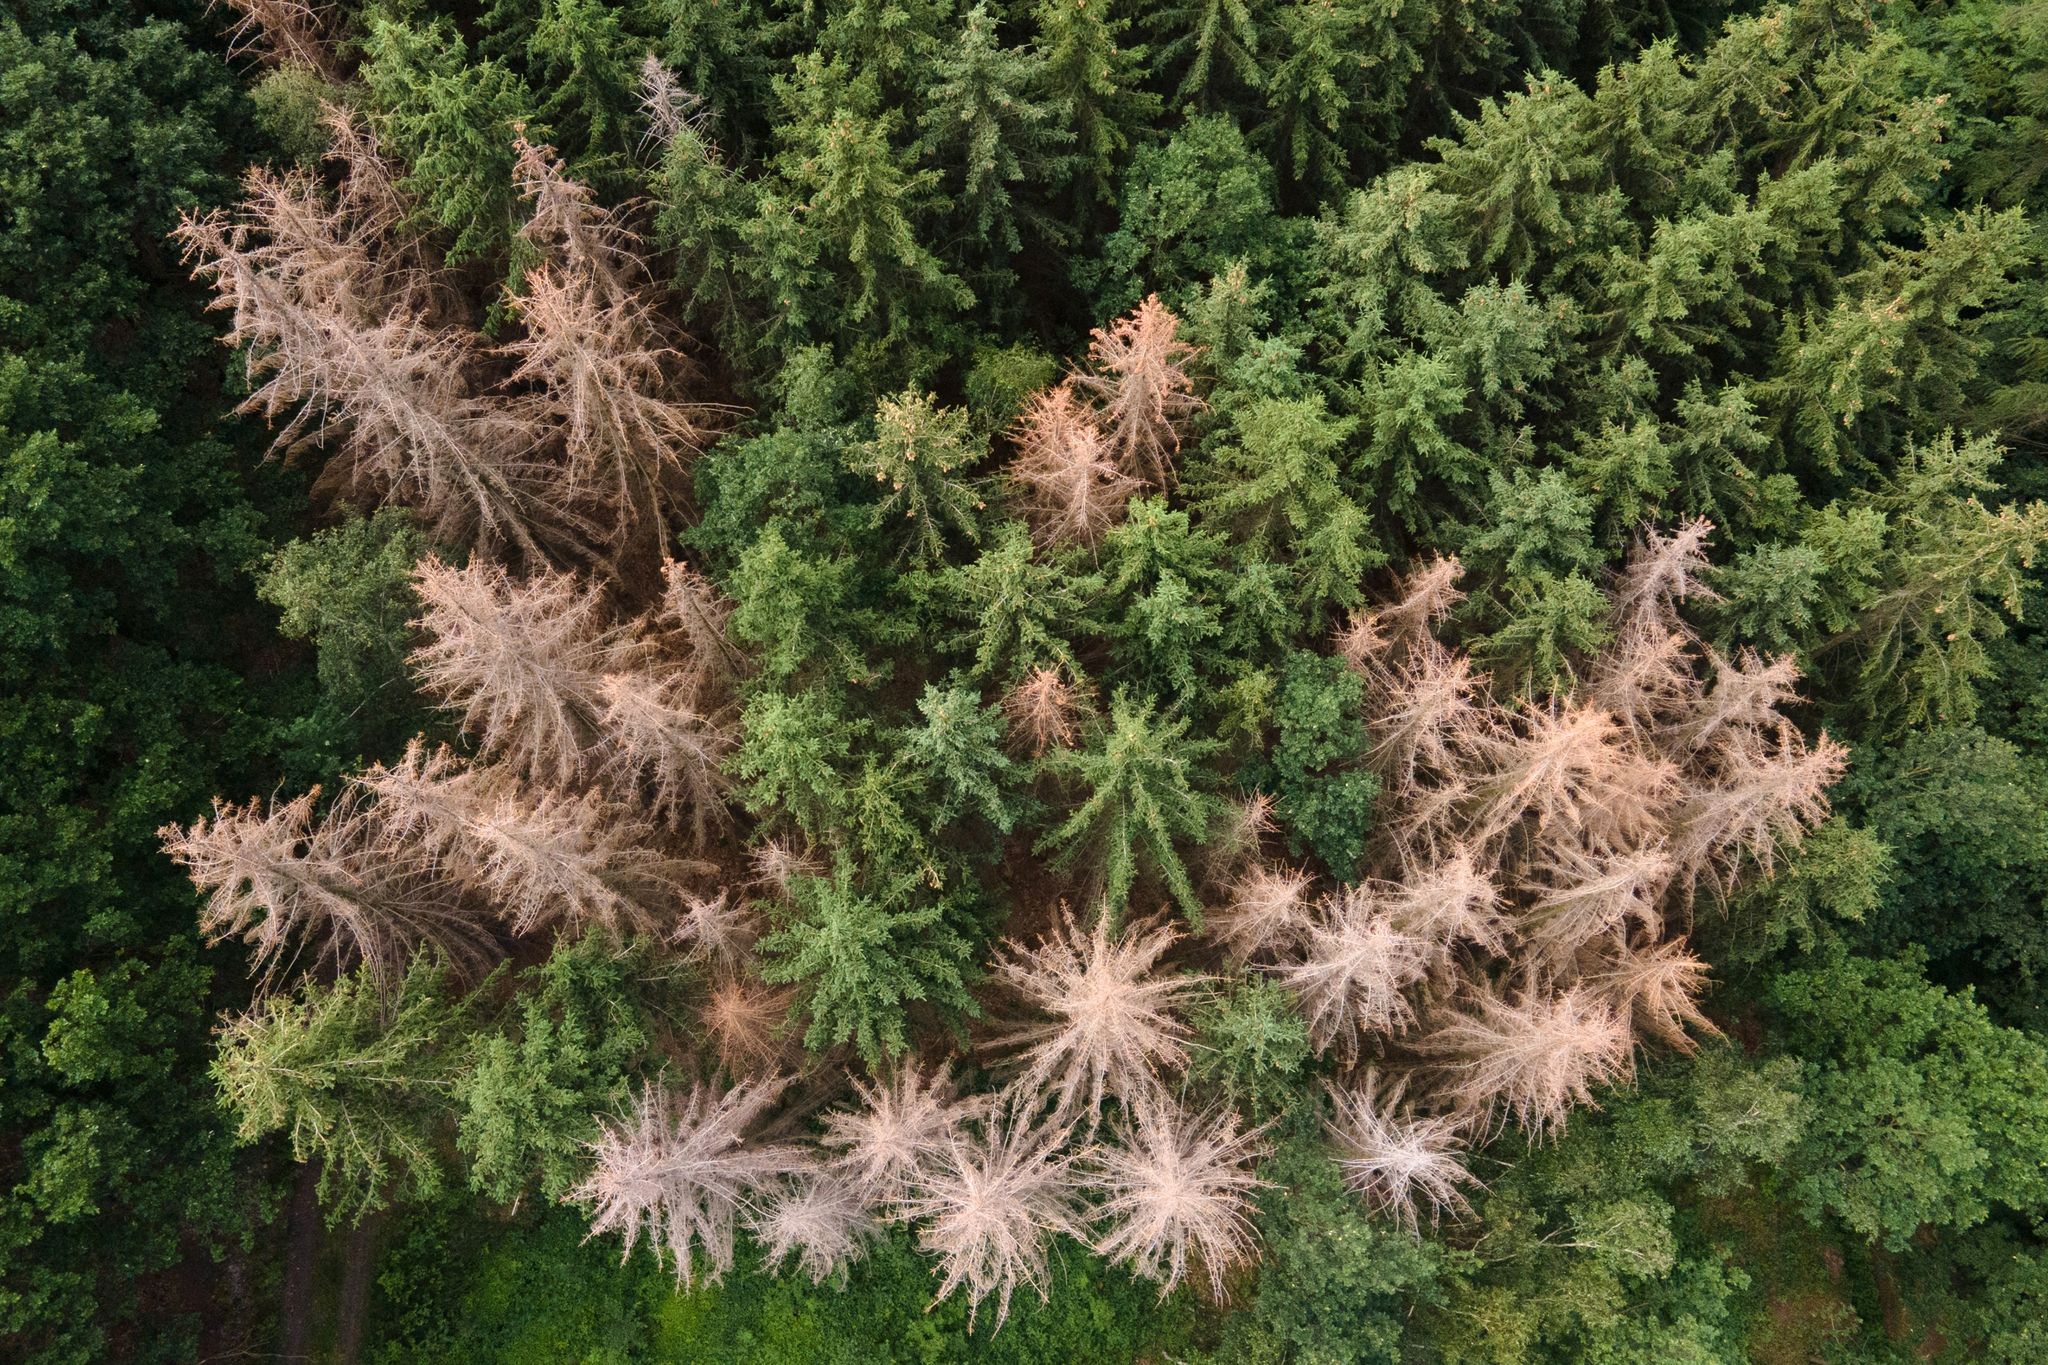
[213,955,475,1219]
[1071,295,1206,489]
[1002,665,1092,755]
[1188,393,1377,621]
[1146,0,1265,112]
[361,742,706,941]
[1008,382,1142,548]
[936,521,1100,680]
[903,684,1023,831]
[757,57,970,359]
[408,557,632,787]
[916,4,1066,259]
[1036,691,1221,921]
[1271,883,1432,1059]
[1031,0,1157,222]
[502,137,723,562]
[1255,0,1377,195]
[1415,987,1634,1140]
[358,13,534,264]
[853,389,989,565]
[745,1173,879,1283]
[757,862,981,1066]
[820,1060,979,1203]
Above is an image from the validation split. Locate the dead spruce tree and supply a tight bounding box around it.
[573,1077,805,1287]
[1084,1102,1269,1301]
[1242,534,1842,1154]
[990,910,1207,1123]
[162,787,496,992]
[895,1102,1087,1328]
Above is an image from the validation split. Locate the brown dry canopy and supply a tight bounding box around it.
[1239,526,1841,1148]
[503,137,726,561]
[637,55,709,155]
[1005,297,1205,547]
[743,1170,879,1285]
[409,557,633,786]
[175,131,593,564]
[818,1059,981,1206]
[161,787,497,994]
[989,910,1208,1124]
[894,1100,1087,1329]
[408,557,739,842]
[219,0,347,82]
[1070,295,1207,489]
[1413,985,1636,1141]
[1008,382,1141,549]
[1000,665,1090,755]
[573,1077,807,1287]
[358,741,708,942]
[177,119,728,570]
[1084,1102,1270,1302]
[1209,862,1316,965]
[1325,1072,1478,1234]
[698,977,798,1077]
[1271,883,1433,1060]
[668,888,760,970]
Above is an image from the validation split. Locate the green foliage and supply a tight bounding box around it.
[0,1,303,1354]
[1214,1113,1446,1364]
[33,0,2048,1352]
[1189,393,1378,622]
[755,57,970,371]
[370,1199,1196,1364]
[757,861,981,1066]
[258,507,431,767]
[215,957,476,1223]
[1770,952,2048,1248]
[1094,115,1303,312]
[1032,0,1158,222]
[1845,727,2048,1022]
[902,683,1022,833]
[730,686,863,836]
[360,12,535,264]
[852,390,988,566]
[456,939,655,1204]
[962,342,1059,434]
[1266,651,1378,876]
[1190,978,1313,1117]
[932,522,1099,681]
[916,4,1064,260]
[1417,1049,1808,1363]
[1037,690,1221,923]
[1807,433,2048,731]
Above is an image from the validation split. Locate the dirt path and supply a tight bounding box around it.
[333,1210,384,1364]
[278,1163,322,1361]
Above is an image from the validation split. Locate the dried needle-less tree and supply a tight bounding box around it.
[896,1102,1086,1328]
[1069,295,1205,489]
[990,910,1206,1123]
[161,787,495,993]
[819,1060,980,1205]
[573,1077,804,1287]
[744,1170,879,1284]
[1324,1073,1478,1233]
[1085,1101,1269,1300]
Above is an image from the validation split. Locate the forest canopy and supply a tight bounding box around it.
[10,0,2048,1359]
